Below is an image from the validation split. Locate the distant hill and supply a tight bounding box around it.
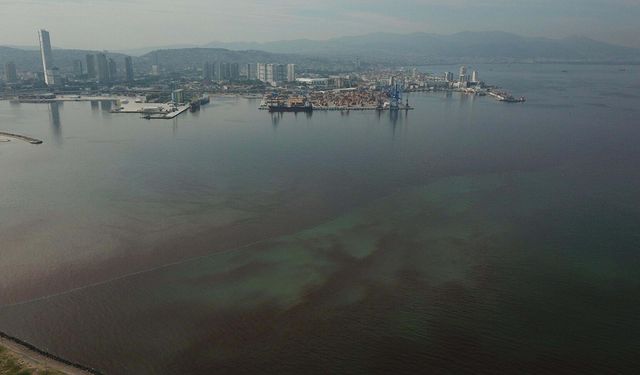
[203,31,640,63]
[114,44,199,57]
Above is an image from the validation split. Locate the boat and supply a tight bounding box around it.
[268,97,313,113]
[500,96,526,103]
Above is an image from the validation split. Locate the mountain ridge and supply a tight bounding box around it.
[201,31,640,63]
[2,31,639,73]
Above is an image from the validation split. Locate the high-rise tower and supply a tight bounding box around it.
[471,70,479,83]
[286,64,296,82]
[38,29,57,86]
[96,53,110,83]
[458,65,467,83]
[86,54,96,78]
[4,62,18,82]
[125,56,134,82]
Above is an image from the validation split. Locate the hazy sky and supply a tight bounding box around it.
[1,0,639,50]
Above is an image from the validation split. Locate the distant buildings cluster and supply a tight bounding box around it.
[1,29,303,89]
[0,29,137,87]
[203,62,242,81]
[83,52,134,84]
[443,65,481,88]
[202,62,296,86]
[256,63,296,86]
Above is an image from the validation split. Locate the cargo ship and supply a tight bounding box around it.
[190,95,210,112]
[488,91,526,103]
[268,97,313,113]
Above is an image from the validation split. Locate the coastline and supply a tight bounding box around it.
[0,332,101,375]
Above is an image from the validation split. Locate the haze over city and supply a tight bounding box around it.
[1,0,640,374]
[1,0,639,49]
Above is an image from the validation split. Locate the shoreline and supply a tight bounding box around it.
[0,132,43,144]
[0,331,102,375]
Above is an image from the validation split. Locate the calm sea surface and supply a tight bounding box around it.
[1,64,639,374]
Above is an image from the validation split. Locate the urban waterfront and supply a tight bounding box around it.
[1,64,640,374]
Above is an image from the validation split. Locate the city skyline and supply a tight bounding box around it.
[0,0,638,50]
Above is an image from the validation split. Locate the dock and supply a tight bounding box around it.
[138,104,191,119]
[17,95,121,103]
[0,132,43,144]
[260,106,414,111]
[488,91,526,103]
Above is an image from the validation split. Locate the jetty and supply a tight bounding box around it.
[261,106,413,111]
[139,104,191,120]
[488,91,526,103]
[0,132,43,144]
[16,94,121,103]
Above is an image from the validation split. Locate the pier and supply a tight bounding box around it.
[260,105,414,111]
[0,132,43,144]
[488,91,526,103]
[17,95,121,103]
[138,104,191,119]
[113,101,191,120]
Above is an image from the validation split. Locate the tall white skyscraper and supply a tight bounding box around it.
[471,70,479,83]
[286,64,296,82]
[245,63,256,80]
[38,29,56,86]
[265,64,275,84]
[458,65,467,83]
[257,63,267,82]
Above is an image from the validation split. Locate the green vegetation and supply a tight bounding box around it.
[0,345,65,375]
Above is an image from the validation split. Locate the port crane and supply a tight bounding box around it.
[389,82,402,110]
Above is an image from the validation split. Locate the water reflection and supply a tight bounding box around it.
[389,109,410,139]
[100,100,112,112]
[271,112,283,129]
[2,67,639,375]
[48,102,61,143]
[390,109,399,129]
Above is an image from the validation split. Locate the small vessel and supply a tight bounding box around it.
[268,97,313,113]
[501,96,526,103]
